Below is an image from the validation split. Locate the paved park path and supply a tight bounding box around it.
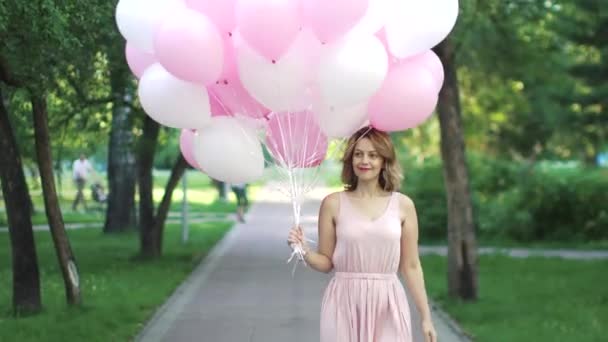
[135,187,471,342]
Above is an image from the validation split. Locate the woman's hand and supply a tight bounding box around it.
[421,319,437,342]
[287,225,308,252]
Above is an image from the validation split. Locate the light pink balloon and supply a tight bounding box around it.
[266,111,328,168]
[155,8,224,85]
[125,43,157,79]
[236,0,302,61]
[302,0,369,43]
[378,30,444,92]
[208,35,269,118]
[179,129,203,170]
[208,91,231,117]
[394,50,444,93]
[369,62,438,132]
[186,0,237,35]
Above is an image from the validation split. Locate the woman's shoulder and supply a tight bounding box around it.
[322,191,342,206]
[395,192,415,209]
[320,191,344,213]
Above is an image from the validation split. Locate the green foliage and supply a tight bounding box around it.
[515,166,608,241]
[154,128,180,169]
[1,0,115,88]
[474,164,608,242]
[401,156,446,240]
[448,0,607,162]
[1,0,119,169]
[552,0,608,162]
[402,154,608,242]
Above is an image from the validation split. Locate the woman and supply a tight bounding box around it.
[287,127,437,342]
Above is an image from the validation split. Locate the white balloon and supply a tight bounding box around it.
[236,29,322,112]
[115,0,185,53]
[318,34,388,108]
[350,0,392,36]
[138,63,211,129]
[314,102,369,138]
[385,0,459,58]
[193,117,265,183]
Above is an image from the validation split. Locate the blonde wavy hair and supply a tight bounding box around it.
[341,127,403,192]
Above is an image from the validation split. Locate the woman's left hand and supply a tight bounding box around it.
[421,319,437,342]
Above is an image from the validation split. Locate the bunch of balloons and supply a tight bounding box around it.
[116,0,459,184]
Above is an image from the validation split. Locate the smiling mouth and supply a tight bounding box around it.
[357,167,372,172]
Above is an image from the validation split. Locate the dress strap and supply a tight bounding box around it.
[338,191,353,213]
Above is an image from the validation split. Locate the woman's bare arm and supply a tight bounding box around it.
[398,194,432,322]
[295,193,338,273]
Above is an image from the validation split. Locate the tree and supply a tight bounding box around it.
[432,0,566,300]
[0,85,41,314]
[434,38,478,300]
[31,93,81,305]
[0,0,118,307]
[140,153,188,258]
[555,0,608,163]
[137,115,161,258]
[103,51,137,233]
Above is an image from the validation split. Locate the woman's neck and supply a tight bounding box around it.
[352,179,386,198]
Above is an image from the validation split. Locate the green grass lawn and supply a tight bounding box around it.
[0,221,233,342]
[420,237,608,251]
[421,255,608,341]
[476,237,608,251]
[0,169,252,226]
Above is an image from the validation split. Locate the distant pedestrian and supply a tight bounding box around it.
[230,182,248,223]
[72,154,93,211]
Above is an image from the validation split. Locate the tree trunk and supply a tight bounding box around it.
[434,39,478,301]
[31,94,82,306]
[104,64,136,233]
[0,87,41,315]
[138,115,160,258]
[148,155,187,257]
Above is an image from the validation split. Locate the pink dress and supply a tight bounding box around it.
[320,192,412,342]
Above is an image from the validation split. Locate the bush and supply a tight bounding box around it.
[401,157,446,240]
[513,167,608,241]
[475,188,533,240]
[468,152,520,195]
[402,154,608,242]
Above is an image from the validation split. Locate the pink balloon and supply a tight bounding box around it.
[394,50,444,93]
[125,43,156,79]
[378,30,444,92]
[302,0,369,43]
[208,91,231,117]
[369,62,438,132]
[179,129,203,170]
[186,0,237,35]
[207,35,269,118]
[155,8,224,85]
[236,0,302,61]
[266,111,328,168]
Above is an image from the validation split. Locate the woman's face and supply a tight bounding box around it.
[352,138,384,182]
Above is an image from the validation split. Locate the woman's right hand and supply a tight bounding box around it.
[287,225,308,251]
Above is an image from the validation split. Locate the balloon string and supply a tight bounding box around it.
[286,168,308,276]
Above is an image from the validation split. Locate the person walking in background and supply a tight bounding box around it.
[72,153,93,211]
[287,127,437,342]
[230,182,248,223]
